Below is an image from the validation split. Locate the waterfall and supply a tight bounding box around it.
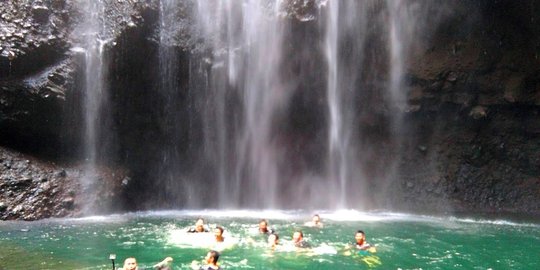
[325,0,343,207]
[70,0,113,213]
[193,0,290,208]
[381,1,442,205]
[157,0,189,206]
[324,1,374,208]
[152,0,448,209]
[194,0,235,207]
[324,0,356,208]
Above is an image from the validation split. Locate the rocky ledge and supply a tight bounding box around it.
[0,146,126,220]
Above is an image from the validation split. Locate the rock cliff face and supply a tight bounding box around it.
[0,0,158,219]
[0,0,539,219]
[0,146,126,220]
[392,0,540,214]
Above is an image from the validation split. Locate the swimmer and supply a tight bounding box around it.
[120,257,138,270]
[188,218,209,233]
[292,230,311,248]
[268,233,279,250]
[119,257,173,270]
[304,214,323,228]
[212,227,238,251]
[258,219,274,235]
[214,226,225,243]
[354,230,373,250]
[343,230,376,255]
[191,250,222,270]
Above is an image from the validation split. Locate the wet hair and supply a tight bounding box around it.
[259,219,268,225]
[209,250,220,263]
[196,218,205,223]
[216,226,224,234]
[313,214,320,218]
[295,230,303,238]
[356,230,365,235]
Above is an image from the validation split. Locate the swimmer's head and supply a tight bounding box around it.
[123,257,137,270]
[214,226,224,242]
[312,214,321,224]
[293,230,303,243]
[205,250,220,264]
[355,230,366,244]
[195,218,205,232]
[259,219,269,233]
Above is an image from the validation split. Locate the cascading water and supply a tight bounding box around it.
[154,0,450,209]
[79,1,108,199]
[323,0,449,208]
[383,0,419,200]
[380,1,449,204]
[157,0,190,206]
[194,0,289,208]
[324,1,370,208]
[387,0,408,112]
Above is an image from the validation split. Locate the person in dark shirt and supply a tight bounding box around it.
[187,218,209,233]
[258,219,274,234]
[292,230,311,248]
[354,230,372,250]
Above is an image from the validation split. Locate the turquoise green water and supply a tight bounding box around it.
[0,210,539,269]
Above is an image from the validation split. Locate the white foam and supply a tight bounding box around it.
[131,209,304,220]
[167,228,239,250]
[312,244,338,255]
[14,210,538,229]
[447,217,540,228]
[168,229,215,248]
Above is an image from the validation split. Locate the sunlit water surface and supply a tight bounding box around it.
[1,210,539,269]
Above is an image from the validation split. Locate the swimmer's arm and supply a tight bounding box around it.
[358,243,372,250]
[153,257,173,269]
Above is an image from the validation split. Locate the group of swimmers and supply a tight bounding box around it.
[117,214,374,270]
[119,250,220,270]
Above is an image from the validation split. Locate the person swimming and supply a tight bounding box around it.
[304,214,323,228]
[187,218,209,233]
[214,226,225,243]
[354,230,372,250]
[119,256,173,270]
[292,230,311,248]
[191,250,222,270]
[258,219,274,235]
[268,233,279,250]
